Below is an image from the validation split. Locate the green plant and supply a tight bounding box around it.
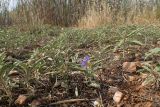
[0,53,12,96]
[140,63,160,87]
[12,50,48,91]
[113,27,145,56]
[145,48,160,60]
[139,48,160,87]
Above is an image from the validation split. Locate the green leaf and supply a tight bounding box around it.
[30,56,47,71]
[142,65,152,72]
[149,48,160,54]
[155,64,160,72]
[142,74,155,86]
[145,48,160,59]
[113,39,124,52]
[126,27,145,38]
[128,40,143,46]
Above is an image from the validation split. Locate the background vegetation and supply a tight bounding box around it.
[1,0,160,28]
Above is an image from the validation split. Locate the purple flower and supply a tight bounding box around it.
[81,55,90,68]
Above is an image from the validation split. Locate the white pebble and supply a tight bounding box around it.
[113,91,123,103]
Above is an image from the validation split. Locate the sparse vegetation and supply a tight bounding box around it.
[0,0,160,107]
[0,25,159,106]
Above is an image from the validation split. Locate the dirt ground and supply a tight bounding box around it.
[0,37,160,107]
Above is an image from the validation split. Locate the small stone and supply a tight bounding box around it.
[8,70,19,76]
[93,100,100,107]
[15,95,27,105]
[122,62,137,73]
[48,57,53,61]
[113,91,123,103]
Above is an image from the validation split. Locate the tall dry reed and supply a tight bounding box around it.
[0,0,160,28]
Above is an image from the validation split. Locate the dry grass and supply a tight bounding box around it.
[77,11,160,28]
[1,0,160,28]
[77,9,111,28]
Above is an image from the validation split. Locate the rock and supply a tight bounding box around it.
[8,70,19,76]
[92,99,101,107]
[15,95,27,105]
[122,62,141,73]
[8,70,20,83]
[113,91,123,103]
[47,57,53,61]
